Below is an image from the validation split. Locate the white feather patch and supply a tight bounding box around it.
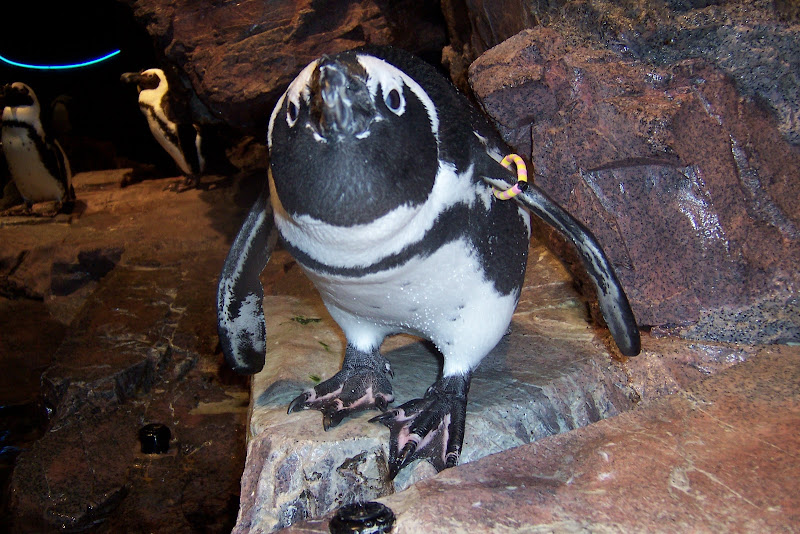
[270,162,482,269]
[306,239,518,375]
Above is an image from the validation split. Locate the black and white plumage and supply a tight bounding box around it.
[121,68,205,189]
[1,82,74,212]
[217,46,640,478]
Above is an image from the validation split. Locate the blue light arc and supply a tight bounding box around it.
[0,49,121,70]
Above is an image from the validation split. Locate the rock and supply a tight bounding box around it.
[122,0,447,136]
[41,263,192,427]
[469,27,800,344]
[448,0,800,145]
[287,344,800,533]
[235,245,642,532]
[3,169,252,532]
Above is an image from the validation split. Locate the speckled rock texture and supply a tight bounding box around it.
[469,25,800,345]
[287,344,800,533]
[234,245,643,533]
[121,0,447,135]
[2,170,255,532]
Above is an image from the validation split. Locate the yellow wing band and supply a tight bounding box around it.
[493,154,529,200]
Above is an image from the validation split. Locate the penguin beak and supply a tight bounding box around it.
[121,72,159,90]
[121,72,142,84]
[313,58,374,139]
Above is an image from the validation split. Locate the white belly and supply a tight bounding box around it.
[2,128,65,203]
[302,239,518,375]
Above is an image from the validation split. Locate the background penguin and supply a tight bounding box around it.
[121,68,205,190]
[217,46,640,478]
[1,82,75,213]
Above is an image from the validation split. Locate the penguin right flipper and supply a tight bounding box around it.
[217,184,276,374]
[486,174,641,357]
[288,344,395,430]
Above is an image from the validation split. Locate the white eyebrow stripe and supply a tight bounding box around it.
[268,59,319,149]
[356,54,439,140]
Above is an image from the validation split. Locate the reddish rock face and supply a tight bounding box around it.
[122,0,446,135]
[469,28,800,344]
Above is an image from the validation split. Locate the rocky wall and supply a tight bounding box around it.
[468,19,800,344]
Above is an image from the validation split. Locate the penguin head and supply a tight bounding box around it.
[1,83,41,125]
[267,48,441,227]
[2,82,38,110]
[121,69,167,94]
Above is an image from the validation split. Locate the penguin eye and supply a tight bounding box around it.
[287,101,299,126]
[384,88,404,115]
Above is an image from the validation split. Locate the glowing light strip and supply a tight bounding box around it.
[0,49,121,70]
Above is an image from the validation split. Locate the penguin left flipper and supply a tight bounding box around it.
[288,344,394,430]
[176,123,203,190]
[371,374,470,479]
[483,172,641,357]
[217,184,277,374]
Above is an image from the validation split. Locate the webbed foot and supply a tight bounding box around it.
[163,175,200,192]
[288,344,394,430]
[371,374,470,479]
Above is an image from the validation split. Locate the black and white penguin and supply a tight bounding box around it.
[1,82,75,212]
[121,68,205,189]
[217,46,640,478]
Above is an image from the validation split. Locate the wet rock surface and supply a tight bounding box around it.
[469,26,800,344]
[288,344,800,533]
[1,169,256,533]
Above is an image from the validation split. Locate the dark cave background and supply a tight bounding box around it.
[1,1,179,172]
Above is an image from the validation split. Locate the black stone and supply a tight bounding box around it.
[138,423,171,454]
[329,501,395,533]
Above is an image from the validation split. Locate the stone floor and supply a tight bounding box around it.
[0,169,260,533]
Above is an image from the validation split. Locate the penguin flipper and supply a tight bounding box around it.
[288,344,394,430]
[177,122,203,176]
[217,184,277,374]
[371,374,470,479]
[489,176,640,356]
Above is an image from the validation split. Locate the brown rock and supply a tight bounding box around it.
[469,28,800,344]
[3,169,252,532]
[123,0,447,135]
[287,345,800,532]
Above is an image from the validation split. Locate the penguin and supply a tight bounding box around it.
[121,68,205,190]
[1,82,75,213]
[217,46,640,478]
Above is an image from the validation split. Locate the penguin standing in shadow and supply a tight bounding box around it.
[1,82,75,214]
[217,46,640,478]
[121,68,205,190]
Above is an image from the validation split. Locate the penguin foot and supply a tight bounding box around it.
[370,373,471,479]
[164,175,200,192]
[288,345,394,430]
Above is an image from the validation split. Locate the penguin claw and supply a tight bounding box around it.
[287,365,394,430]
[287,391,312,414]
[163,175,200,193]
[371,374,471,479]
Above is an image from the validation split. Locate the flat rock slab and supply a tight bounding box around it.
[289,344,800,533]
[236,244,640,532]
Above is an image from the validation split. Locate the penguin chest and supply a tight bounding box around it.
[299,239,520,372]
[1,127,65,203]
